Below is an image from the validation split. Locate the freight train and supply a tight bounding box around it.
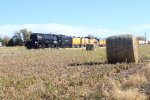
[26,33,106,49]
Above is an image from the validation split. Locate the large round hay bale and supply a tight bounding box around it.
[106,34,138,63]
[86,44,94,51]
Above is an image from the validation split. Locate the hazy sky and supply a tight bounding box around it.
[0,0,150,39]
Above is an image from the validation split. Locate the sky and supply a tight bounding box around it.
[0,0,150,39]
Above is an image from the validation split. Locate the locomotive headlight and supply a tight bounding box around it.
[35,41,38,44]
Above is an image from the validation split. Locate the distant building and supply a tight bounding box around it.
[138,40,148,45]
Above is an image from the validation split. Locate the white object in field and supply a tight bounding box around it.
[139,40,148,45]
[0,42,2,46]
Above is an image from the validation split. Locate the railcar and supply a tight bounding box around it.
[61,37,82,48]
[99,39,106,47]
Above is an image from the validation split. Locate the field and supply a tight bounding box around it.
[0,45,150,99]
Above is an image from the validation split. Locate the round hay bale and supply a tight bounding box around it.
[106,34,139,63]
[86,44,94,51]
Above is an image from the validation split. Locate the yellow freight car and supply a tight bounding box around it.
[89,38,94,44]
[85,38,89,44]
[99,39,106,46]
[80,38,85,47]
[80,38,90,47]
[72,37,81,47]
[93,38,99,47]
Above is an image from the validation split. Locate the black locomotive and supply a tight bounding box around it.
[26,33,65,49]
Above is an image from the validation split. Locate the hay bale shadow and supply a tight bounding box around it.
[68,61,107,66]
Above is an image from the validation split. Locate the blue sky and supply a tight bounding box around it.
[0,0,150,39]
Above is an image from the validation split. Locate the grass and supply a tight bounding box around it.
[0,45,150,99]
[111,88,146,100]
[122,74,147,89]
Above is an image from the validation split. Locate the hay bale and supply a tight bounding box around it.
[106,34,138,63]
[86,44,94,51]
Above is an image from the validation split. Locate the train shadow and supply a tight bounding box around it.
[68,61,107,66]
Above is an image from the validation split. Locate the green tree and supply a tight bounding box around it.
[2,36,10,46]
[0,37,2,42]
[8,32,23,46]
[8,38,15,46]
[20,28,31,43]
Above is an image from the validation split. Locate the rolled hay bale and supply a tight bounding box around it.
[106,34,139,63]
[86,44,94,51]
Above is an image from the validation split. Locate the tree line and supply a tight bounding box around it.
[0,29,31,46]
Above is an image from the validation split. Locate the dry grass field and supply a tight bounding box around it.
[0,45,150,99]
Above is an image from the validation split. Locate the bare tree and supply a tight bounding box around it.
[20,29,32,42]
[2,36,10,46]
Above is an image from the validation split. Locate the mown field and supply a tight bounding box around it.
[0,45,150,99]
